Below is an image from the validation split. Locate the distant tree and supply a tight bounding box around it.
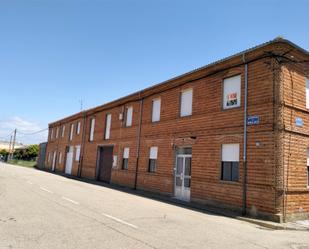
[25,144,39,160]
[0,149,9,157]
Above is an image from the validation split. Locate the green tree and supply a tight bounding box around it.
[25,144,39,160]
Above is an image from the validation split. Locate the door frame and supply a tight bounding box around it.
[174,147,192,202]
[96,145,114,182]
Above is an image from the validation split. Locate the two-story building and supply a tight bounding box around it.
[44,38,309,222]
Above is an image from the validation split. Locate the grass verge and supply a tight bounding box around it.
[7,159,37,168]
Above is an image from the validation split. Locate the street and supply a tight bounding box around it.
[0,163,308,249]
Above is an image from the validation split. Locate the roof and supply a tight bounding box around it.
[49,38,309,126]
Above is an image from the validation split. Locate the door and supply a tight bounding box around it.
[175,154,192,201]
[51,151,57,171]
[97,146,113,183]
[65,146,73,175]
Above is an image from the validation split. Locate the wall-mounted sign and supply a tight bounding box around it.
[247,116,260,125]
[295,117,303,127]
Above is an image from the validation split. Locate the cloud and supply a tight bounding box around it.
[0,116,48,145]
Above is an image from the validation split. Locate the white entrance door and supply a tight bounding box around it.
[65,146,73,175]
[175,154,192,201]
[52,151,57,171]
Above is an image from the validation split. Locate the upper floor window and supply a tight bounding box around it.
[61,125,65,138]
[152,98,161,122]
[122,147,130,170]
[148,146,158,173]
[180,89,193,117]
[50,128,54,140]
[55,127,59,139]
[89,118,95,141]
[223,75,241,109]
[105,114,112,140]
[69,123,74,141]
[306,78,309,109]
[76,121,81,135]
[126,106,133,127]
[221,144,239,182]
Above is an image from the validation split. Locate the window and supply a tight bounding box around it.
[223,75,241,109]
[76,121,81,135]
[125,106,133,127]
[122,147,129,170]
[48,152,51,163]
[180,89,193,117]
[148,147,158,173]
[61,125,65,138]
[75,145,81,162]
[306,78,309,109]
[58,152,62,164]
[105,114,112,139]
[221,144,239,182]
[50,128,54,140]
[152,98,161,122]
[56,127,59,139]
[69,123,74,141]
[89,118,95,141]
[307,148,309,187]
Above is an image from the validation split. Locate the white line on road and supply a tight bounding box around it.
[40,187,53,194]
[102,212,138,229]
[61,196,79,205]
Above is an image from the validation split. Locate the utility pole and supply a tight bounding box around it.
[11,129,17,160]
[8,135,12,160]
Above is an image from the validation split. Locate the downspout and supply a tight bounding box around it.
[242,54,248,216]
[134,95,144,190]
[78,111,87,178]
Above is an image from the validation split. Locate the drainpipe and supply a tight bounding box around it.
[242,55,248,216]
[134,96,144,190]
[78,111,87,178]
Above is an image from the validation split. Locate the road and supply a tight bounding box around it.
[0,163,308,249]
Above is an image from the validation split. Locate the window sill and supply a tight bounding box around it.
[219,180,241,185]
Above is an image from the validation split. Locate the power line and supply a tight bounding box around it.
[16,128,48,136]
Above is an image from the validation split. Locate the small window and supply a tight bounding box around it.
[223,75,241,109]
[58,152,62,164]
[56,127,59,139]
[152,98,161,122]
[89,118,95,141]
[105,114,112,140]
[61,125,65,138]
[306,78,309,109]
[148,147,158,173]
[221,144,239,182]
[180,89,193,117]
[75,145,81,162]
[76,121,81,135]
[126,106,133,127]
[307,148,309,187]
[69,123,74,141]
[50,128,54,140]
[122,147,129,170]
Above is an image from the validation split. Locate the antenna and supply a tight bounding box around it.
[79,98,83,111]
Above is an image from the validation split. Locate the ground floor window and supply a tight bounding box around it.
[221,144,239,182]
[307,148,309,187]
[148,147,158,173]
[122,147,129,170]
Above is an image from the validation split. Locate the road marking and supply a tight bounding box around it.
[102,212,138,229]
[61,196,79,205]
[40,187,53,193]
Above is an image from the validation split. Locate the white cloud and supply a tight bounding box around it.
[0,116,48,145]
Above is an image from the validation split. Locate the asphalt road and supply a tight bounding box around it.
[0,163,308,249]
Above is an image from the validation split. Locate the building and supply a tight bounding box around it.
[44,38,309,222]
[0,140,24,151]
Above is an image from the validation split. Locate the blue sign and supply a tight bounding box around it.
[247,116,260,125]
[295,117,303,127]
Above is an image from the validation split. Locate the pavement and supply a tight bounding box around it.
[0,162,309,249]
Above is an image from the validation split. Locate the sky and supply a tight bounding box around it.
[0,0,309,145]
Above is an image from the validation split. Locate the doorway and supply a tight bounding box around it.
[174,148,192,201]
[65,146,73,175]
[97,146,113,183]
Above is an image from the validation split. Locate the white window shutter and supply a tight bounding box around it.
[126,107,133,126]
[181,89,193,117]
[306,78,309,109]
[90,118,95,141]
[123,147,130,159]
[223,75,241,109]
[105,114,112,139]
[152,99,161,122]
[149,147,158,159]
[222,144,239,162]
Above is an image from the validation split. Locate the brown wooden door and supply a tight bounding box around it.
[98,146,113,183]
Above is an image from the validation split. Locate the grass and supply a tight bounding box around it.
[7,159,37,168]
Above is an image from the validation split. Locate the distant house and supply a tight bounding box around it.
[0,140,24,151]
